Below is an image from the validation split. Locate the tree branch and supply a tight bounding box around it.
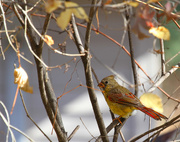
[125,7,139,96]
[129,114,180,142]
[71,1,109,141]
[12,2,67,141]
[148,63,180,103]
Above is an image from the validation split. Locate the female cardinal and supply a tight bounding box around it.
[98,75,167,120]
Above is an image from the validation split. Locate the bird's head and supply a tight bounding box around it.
[98,75,119,92]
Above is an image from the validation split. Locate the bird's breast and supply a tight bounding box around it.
[106,97,135,118]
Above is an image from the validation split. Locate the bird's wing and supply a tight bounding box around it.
[107,87,141,107]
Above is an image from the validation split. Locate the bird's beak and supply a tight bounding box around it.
[98,82,105,88]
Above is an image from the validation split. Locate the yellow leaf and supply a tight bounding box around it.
[57,2,89,30]
[57,8,72,30]
[68,2,89,22]
[14,67,33,94]
[45,0,63,13]
[140,93,163,113]
[149,26,170,40]
[44,35,54,46]
[125,1,139,7]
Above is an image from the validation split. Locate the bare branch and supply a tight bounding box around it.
[160,39,166,75]
[12,1,68,141]
[129,115,180,142]
[148,63,180,103]
[19,90,52,142]
[125,5,139,95]
[72,0,109,141]
[67,125,80,141]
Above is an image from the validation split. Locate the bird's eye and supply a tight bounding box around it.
[105,81,108,84]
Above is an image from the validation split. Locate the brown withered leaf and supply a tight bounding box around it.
[14,66,33,93]
[44,35,54,46]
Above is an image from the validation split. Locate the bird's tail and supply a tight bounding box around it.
[137,106,168,120]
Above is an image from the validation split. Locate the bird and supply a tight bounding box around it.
[98,75,167,121]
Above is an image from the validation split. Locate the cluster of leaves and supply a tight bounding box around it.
[45,0,89,30]
[44,0,175,41]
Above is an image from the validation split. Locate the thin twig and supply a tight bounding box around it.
[136,0,180,18]
[23,6,48,68]
[0,101,14,142]
[165,51,180,65]
[160,39,166,75]
[10,125,35,142]
[95,118,128,142]
[148,63,180,103]
[125,4,138,95]
[19,90,52,142]
[129,115,180,142]
[119,130,126,142]
[67,125,80,141]
[112,13,127,69]
[39,13,52,50]
[71,14,85,54]
[15,3,85,57]
[0,33,5,60]
[0,2,32,64]
[80,118,96,140]
[1,101,35,141]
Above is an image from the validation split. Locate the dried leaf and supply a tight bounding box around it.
[149,26,170,40]
[140,93,163,113]
[14,67,33,94]
[57,8,72,30]
[44,35,54,46]
[57,2,89,30]
[45,0,63,13]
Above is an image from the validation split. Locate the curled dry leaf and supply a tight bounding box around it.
[44,35,54,46]
[140,93,163,113]
[14,67,33,94]
[149,26,170,40]
[57,2,89,30]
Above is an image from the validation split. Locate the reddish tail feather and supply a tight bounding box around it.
[137,106,168,120]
